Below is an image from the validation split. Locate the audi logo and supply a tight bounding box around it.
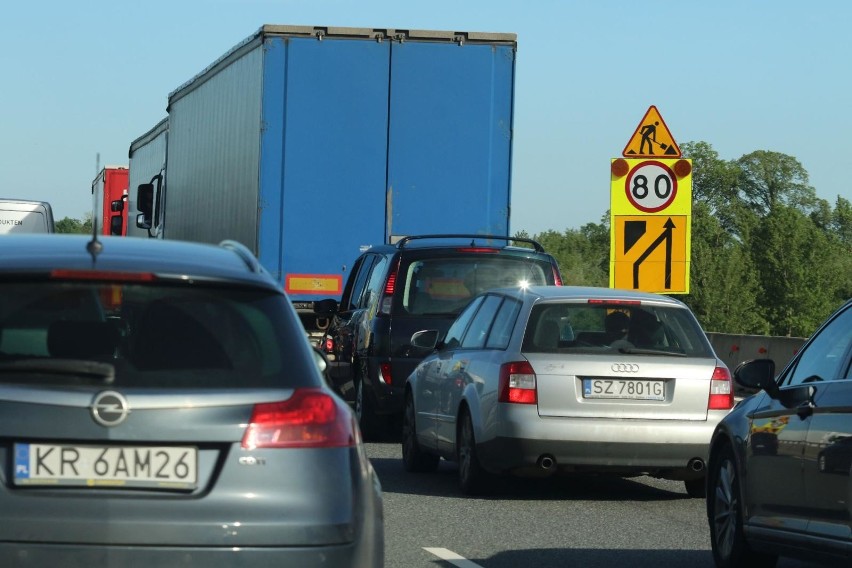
[611,363,639,373]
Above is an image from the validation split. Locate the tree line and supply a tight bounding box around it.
[518,141,851,338]
[57,140,849,337]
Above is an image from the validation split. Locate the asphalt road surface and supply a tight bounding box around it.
[366,442,824,568]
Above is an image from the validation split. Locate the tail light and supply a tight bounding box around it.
[708,366,734,410]
[379,362,393,385]
[241,388,356,449]
[498,361,537,404]
[552,266,563,286]
[323,336,334,354]
[379,259,401,315]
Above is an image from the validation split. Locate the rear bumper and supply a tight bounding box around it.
[0,543,379,568]
[477,409,723,478]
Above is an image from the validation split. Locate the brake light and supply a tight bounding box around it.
[455,247,499,253]
[241,388,355,449]
[498,361,537,404]
[588,299,642,305]
[384,271,396,295]
[379,362,392,385]
[708,366,734,410]
[323,336,334,353]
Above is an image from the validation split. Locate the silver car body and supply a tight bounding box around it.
[406,286,733,485]
[0,235,383,567]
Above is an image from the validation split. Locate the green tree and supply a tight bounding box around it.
[55,215,93,234]
[736,150,818,214]
[750,205,842,336]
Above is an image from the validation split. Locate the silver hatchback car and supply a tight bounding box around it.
[0,235,383,567]
[402,286,734,496]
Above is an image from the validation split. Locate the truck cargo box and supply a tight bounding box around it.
[135,24,517,329]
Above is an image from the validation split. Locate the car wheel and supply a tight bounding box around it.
[817,453,826,472]
[401,392,440,473]
[684,477,706,498]
[708,444,778,568]
[355,375,381,441]
[457,410,491,495]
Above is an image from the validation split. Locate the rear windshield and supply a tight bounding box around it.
[522,302,714,358]
[401,255,552,316]
[0,282,318,389]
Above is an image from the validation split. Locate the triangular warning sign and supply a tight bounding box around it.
[622,105,681,158]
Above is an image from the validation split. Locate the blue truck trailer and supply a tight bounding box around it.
[133,24,517,337]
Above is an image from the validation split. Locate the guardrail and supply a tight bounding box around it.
[706,332,806,374]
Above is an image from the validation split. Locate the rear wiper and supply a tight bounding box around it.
[0,358,115,383]
[617,347,687,357]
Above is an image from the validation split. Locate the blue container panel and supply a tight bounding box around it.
[258,37,390,300]
[386,41,514,238]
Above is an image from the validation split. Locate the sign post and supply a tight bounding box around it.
[610,106,692,294]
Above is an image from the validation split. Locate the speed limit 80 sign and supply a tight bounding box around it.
[625,161,676,213]
[610,158,692,216]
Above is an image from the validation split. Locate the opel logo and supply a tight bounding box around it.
[91,390,130,427]
[612,363,639,373]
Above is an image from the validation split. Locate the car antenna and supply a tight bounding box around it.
[87,212,103,261]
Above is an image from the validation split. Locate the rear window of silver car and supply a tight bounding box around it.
[0,283,316,388]
[522,302,713,357]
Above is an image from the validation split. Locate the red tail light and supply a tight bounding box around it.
[241,389,356,449]
[708,366,734,410]
[498,361,537,404]
[552,267,563,286]
[323,336,334,353]
[379,362,393,385]
[383,271,396,295]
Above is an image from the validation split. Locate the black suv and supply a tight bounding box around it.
[315,234,563,439]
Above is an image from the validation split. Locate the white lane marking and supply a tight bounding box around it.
[423,547,484,568]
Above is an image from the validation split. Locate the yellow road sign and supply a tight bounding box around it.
[610,215,690,294]
[611,158,692,216]
[622,106,681,158]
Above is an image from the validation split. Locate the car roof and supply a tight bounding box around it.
[0,235,281,291]
[365,234,552,256]
[493,285,689,307]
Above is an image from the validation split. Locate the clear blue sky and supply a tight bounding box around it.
[2,1,850,235]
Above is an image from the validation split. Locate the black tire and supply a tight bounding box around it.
[708,444,778,568]
[457,410,491,495]
[354,373,382,441]
[684,477,706,498]
[401,392,439,473]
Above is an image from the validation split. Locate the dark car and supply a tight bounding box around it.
[0,234,383,567]
[315,234,563,439]
[706,298,852,568]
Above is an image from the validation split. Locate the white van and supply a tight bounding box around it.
[0,199,55,234]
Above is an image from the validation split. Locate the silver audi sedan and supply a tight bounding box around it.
[402,285,734,497]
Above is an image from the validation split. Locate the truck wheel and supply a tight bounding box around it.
[708,444,777,568]
[402,392,439,473]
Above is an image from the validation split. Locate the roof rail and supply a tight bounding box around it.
[219,240,263,273]
[395,234,545,253]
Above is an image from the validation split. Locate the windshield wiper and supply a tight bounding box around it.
[0,358,115,383]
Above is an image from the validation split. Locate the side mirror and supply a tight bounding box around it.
[314,298,339,316]
[410,329,440,350]
[312,346,333,388]
[733,358,778,397]
[137,183,154,222]
[109,215,123,236]
[136,212,151,230]
[110,199,125,213]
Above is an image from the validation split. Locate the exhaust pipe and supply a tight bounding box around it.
[537,454,556,471]
[688,458,705,472]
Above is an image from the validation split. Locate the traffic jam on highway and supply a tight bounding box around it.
[2,24,850,568]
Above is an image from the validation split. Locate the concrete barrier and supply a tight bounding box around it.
[706,332,806,374]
